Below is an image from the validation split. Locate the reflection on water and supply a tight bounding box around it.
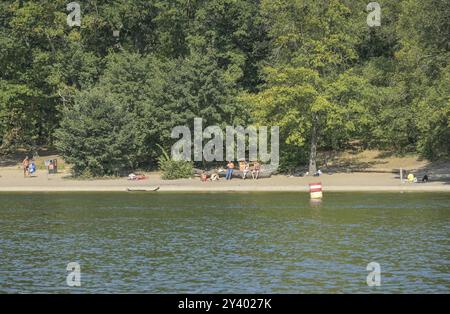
[309,198,323,207]
[0,192,449,293]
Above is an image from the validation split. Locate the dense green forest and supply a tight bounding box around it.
[0,0,448,176]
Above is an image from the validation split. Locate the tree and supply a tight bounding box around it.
[188,0,269,90]
[362,0,450,158]
[56,49,246,175]
[395,0,450,159]
[247,0,366,173]
[55,87,133,177]
[1,0,449,170]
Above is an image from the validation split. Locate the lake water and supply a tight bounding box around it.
[0,192,449,293]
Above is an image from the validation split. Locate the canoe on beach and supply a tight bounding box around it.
[127,187,160,192]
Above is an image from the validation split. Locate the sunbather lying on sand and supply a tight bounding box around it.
[128,173,148,181]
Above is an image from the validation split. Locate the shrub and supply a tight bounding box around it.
[157,145,193,180]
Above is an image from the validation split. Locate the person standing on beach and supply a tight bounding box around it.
[28,159,36,177]
[22,156,29,177]
[226,161,235,180]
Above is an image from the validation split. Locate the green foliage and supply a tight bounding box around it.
[95,52,171,168]
[55,49,243,175]
[245,0,449,169]
[55,88,133,177]
[360,0,450,158]
[415,65,450,160]
[244,0,372,171]
[165,51,247,127]
[157,144,193,180]
[1,0,449,173]
[188,0,269,90]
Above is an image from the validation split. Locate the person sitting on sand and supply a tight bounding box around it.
[407,173,417,183]
[210,172,219,181]
[22,156,29,177]
[252,161,261,180]
[200,171,209,182]
[313,169,322,177]
[242,162,250,179]
[225,161,235,180]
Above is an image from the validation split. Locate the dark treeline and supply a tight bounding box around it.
[0,0,448,176]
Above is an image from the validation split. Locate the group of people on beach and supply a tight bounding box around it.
[22,156,36,178]
[201,160,261,182]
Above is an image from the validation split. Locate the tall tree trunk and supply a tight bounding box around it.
[308,114,318,175]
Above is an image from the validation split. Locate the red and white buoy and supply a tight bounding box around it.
[309,182,323,199]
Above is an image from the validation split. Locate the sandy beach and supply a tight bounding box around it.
[0,168,449,192]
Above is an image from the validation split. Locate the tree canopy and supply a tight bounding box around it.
[0,0,448,175]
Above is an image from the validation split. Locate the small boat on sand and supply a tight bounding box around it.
[127,187,160,192]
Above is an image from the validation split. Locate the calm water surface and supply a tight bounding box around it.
[0,192,449,293]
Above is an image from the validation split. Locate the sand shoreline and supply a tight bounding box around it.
[1,186,449,192]
[0,169,449,192]
[2,150,449,193]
